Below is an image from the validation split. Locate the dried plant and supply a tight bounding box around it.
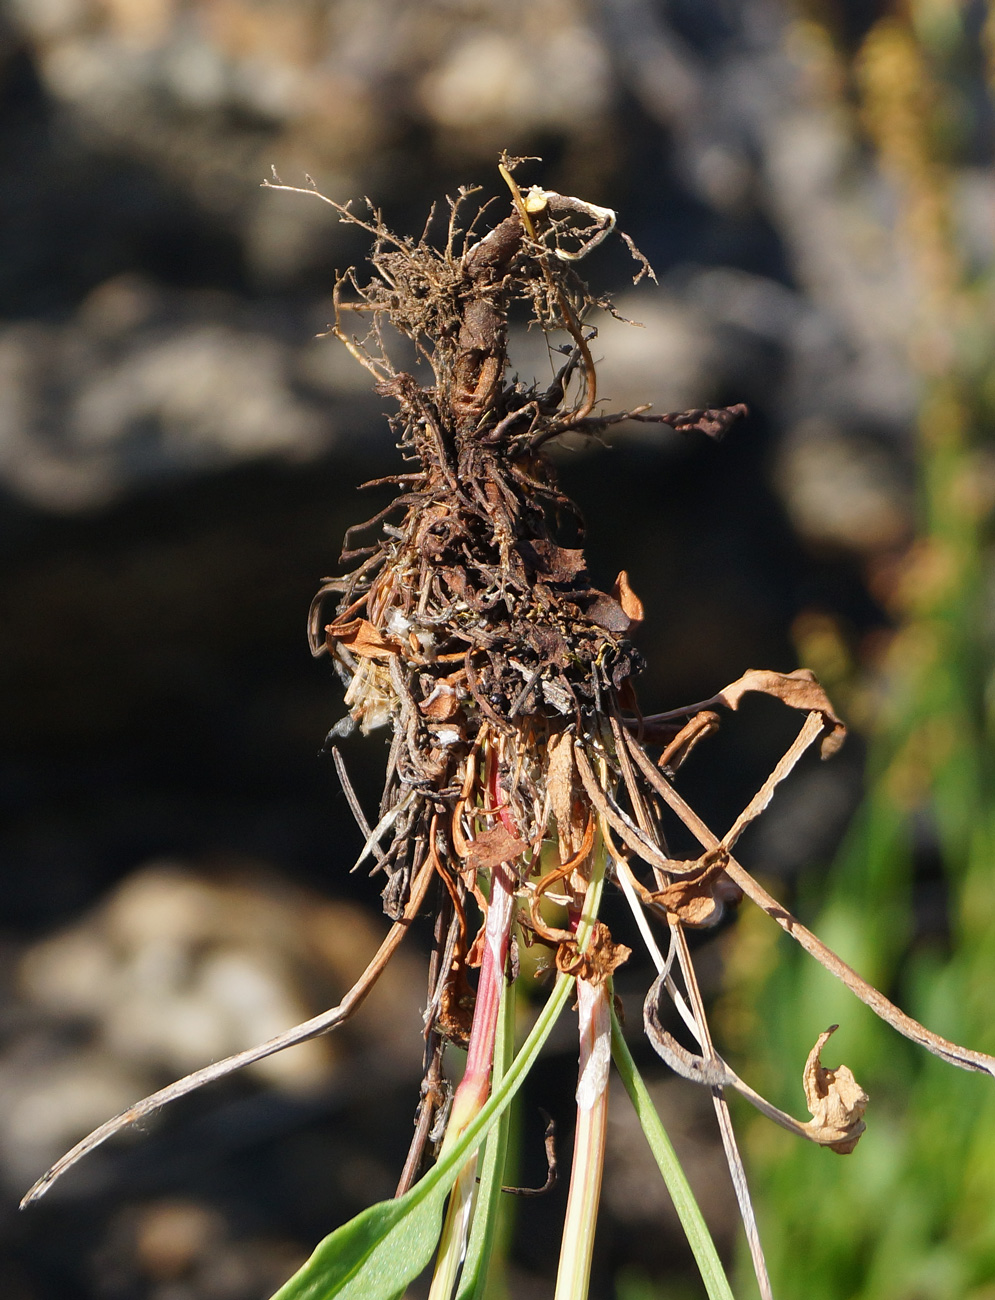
[22,159,995,1300]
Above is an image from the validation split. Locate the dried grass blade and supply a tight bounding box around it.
[612,848,676,983]
[608,714,657,841]
[331,746,386,866]
[573,743,680,874]
[352,790,415,872]
[719,710,824,852]
[606,800,769,1289]
[21,853,436,1208]
[710,1093,773,1300]
[668,924,774,1300]
[603,824,698,1040]
[623,732,995,1078]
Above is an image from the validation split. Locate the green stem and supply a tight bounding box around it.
[610,1004,735,1300]
[457,968,516,1299]
[553,835,609,1300]
[555,978,611,1300]
[268,973,575,1300]
[430,861,516,1299]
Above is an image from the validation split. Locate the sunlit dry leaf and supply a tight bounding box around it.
[658,711,720,775]
[419,686,461,722]
[467,824,529,872]
[717,668,846,757]
[650,851,729,927]
[802,1026,868,1154]
[547,730,581,861]
[326,617,404,661]
[20,851,439,1207]
[645,975,866,1154]
[629,732,995,1079]
[719,710,826,851]
[556,921,631,985]
[612,570,644,632]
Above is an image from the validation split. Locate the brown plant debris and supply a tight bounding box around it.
[802,1027,869,1155]
[555,921,632,985]
[644,975,867,1154]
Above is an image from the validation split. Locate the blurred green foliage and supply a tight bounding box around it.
[726,7,995,1296]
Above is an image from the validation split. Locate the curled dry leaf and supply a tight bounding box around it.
[649,849,730,927]
[802,1026,868,1154]
[644,975,867,1153]
[466,824,529,873]
[555,921,631,985]
[611,570,645,632]
[717,668,846,758]
[658,710,721,775]
[325,617,404,660]
[630,732,995,1078]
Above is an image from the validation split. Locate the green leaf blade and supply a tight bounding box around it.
[458,973,516,1300]
[610,1006,735,1300]
[270,974,575,1300]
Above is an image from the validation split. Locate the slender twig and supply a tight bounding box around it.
[501,1111,557,1196]
[331,745,386,866]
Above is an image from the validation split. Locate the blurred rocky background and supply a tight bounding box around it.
[1,1,993,1298]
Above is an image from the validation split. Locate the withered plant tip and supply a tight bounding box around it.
[22,159,995,1300]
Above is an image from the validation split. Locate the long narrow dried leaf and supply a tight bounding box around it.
[667,909,774,1300]
[644,974,868,1152]
[624,733,995,1078]
[573,743,683,874]
[716,668,846,757]
[719,710,825,851]
[21,854,436,1207]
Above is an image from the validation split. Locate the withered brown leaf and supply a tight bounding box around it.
[467,824,529,872]
[802,1026,868,1154]
[612,570,645,632]
[326,617,403,660]
[650,849,729,927]
[555,921,631,985]
[518,538,587,582]
[419,687,462,722]
[547,730,584,861]
[717,668,846,757]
